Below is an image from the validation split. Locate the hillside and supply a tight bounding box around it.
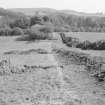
[0,35,105,105]
[9,8,58,16]
[0,8,25,18]
[10,8,105,17]
[0,8,26,28]
[61,10,105,17]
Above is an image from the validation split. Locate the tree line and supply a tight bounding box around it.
[1,13,105,36]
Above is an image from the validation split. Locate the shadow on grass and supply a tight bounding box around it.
[15,35,41,43]
[16,35,35,41]
[15,34,54,44]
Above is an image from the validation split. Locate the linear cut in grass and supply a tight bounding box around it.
[0,58,57,76]
[4,49,49,55]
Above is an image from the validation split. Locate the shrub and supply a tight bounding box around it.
[54,26,69,32]
[31,24,54,33]
[28,30,46,40]
[39,26,53,33]
[10,18,30,29]
[11,27,24,35]
[93,40,105,50]
[26,29,53,41]
[77,40,105,50]
[60,32,80,47]
[60,32,69,43]
[76,40,92,49]
[60,33,105,50]
[0,26,12,36]
[23,28,31,34]
[30,16,42,26]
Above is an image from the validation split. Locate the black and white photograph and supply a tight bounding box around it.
[0,0,105,105]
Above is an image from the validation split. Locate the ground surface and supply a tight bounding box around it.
[66,32,105,42]
[0,36,105,105]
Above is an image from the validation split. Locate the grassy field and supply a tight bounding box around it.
[66,32,105,42]
[0,34,105,105]
[0,36,65,105]
[62,32,105,57]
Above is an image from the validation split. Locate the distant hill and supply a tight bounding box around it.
[9,8,58,16]
[0,8,26,27]
[9,8,105,17]
[60,10,105,17]
[0,8,25,18]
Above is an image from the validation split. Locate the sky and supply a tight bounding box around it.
[0,0,105,13]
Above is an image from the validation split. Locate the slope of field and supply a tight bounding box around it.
[65,32,105,42]
[52,40,105,105]
[0,8,25,18]
[0,35,105,105]
[62,32,105,56]
[0,36,65,105]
